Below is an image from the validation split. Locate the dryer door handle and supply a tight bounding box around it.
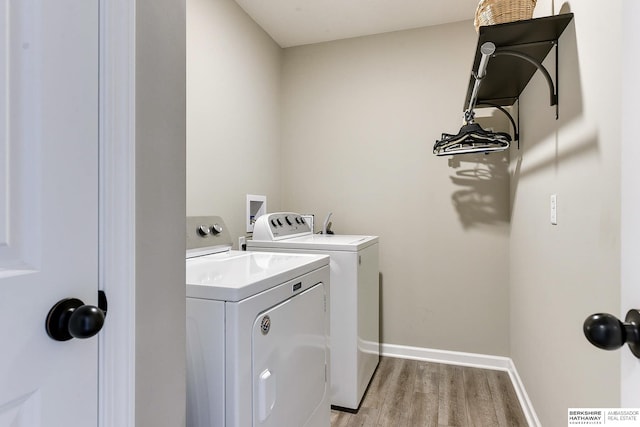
[258,368,276,422]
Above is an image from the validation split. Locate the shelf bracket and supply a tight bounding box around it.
[476,102,520,149]
[492,43,559,119]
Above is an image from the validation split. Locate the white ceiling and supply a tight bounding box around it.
[233,0,480,48]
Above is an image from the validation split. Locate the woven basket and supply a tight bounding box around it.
[474,0,537,32]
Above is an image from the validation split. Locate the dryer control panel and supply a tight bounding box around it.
[252,213,312,241]
[186,215,233,257]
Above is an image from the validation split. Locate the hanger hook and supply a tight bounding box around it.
[464,109,475,124]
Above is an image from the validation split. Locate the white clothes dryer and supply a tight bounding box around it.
[185,216,330,427]
[247,213,379,411]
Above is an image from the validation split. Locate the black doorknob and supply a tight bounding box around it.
[46,297,106,341]
[583,309,640,358]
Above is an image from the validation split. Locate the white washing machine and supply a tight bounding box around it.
[247,212,379,411]
[185,216,331,427]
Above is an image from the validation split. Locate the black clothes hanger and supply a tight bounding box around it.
[433,119,511,156]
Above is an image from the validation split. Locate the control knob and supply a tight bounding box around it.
[211,224,223,234]
[198,225,210,236]
[285,216,293,225]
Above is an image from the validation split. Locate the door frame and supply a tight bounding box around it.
[98,0,136,425]
[620,0,640,407]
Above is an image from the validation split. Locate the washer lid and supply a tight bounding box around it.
[248,234,379,252]
[186,250,329,301]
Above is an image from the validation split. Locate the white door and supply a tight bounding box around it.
[0,0,100,426]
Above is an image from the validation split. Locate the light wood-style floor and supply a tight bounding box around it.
[330,356,528,427]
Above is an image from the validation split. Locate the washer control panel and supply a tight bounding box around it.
[252,212,312,241]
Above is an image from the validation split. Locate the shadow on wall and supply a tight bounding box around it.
[509,126,600,217]
[448,152,510,229]
[556,4,581,132]
[509,4,600,216]
[517,4,582,156]
[508,3,581,158]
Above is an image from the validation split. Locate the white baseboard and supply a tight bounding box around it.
[381,343,540,427]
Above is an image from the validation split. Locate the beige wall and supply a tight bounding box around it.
[280,22,512,356]
[509,1,622,425]
[186,0,282,244]
[136,0,187,425]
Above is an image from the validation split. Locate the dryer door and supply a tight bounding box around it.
[252,282,328,427]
